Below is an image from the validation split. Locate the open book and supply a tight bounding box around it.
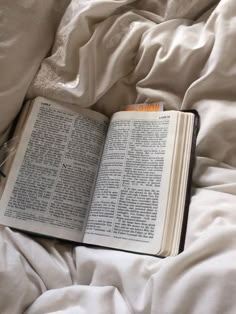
[0,97,199,257]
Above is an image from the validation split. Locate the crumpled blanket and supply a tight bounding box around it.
[1,0,236,313]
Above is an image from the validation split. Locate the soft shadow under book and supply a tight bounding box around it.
[0,97,199,257]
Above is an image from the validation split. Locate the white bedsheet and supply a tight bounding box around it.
[1,0,236,313]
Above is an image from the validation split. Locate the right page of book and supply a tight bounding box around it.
[83,111,178,255]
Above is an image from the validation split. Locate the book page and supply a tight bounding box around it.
[0,97,108,242]
[84,111,178,254]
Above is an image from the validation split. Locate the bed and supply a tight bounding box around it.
[1,0,236,313]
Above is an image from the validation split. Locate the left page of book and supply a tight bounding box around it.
[0,97,109,242]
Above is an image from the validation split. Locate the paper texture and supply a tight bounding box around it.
[0,99,108,242]
[85,111,178,254]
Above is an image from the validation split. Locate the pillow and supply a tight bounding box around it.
[0,0,69,142]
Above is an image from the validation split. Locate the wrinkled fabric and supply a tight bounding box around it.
[2,0,236,313]
[0,0,70,140]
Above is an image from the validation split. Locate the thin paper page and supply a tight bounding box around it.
[0,98,108,242]
[84,111,178,254]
